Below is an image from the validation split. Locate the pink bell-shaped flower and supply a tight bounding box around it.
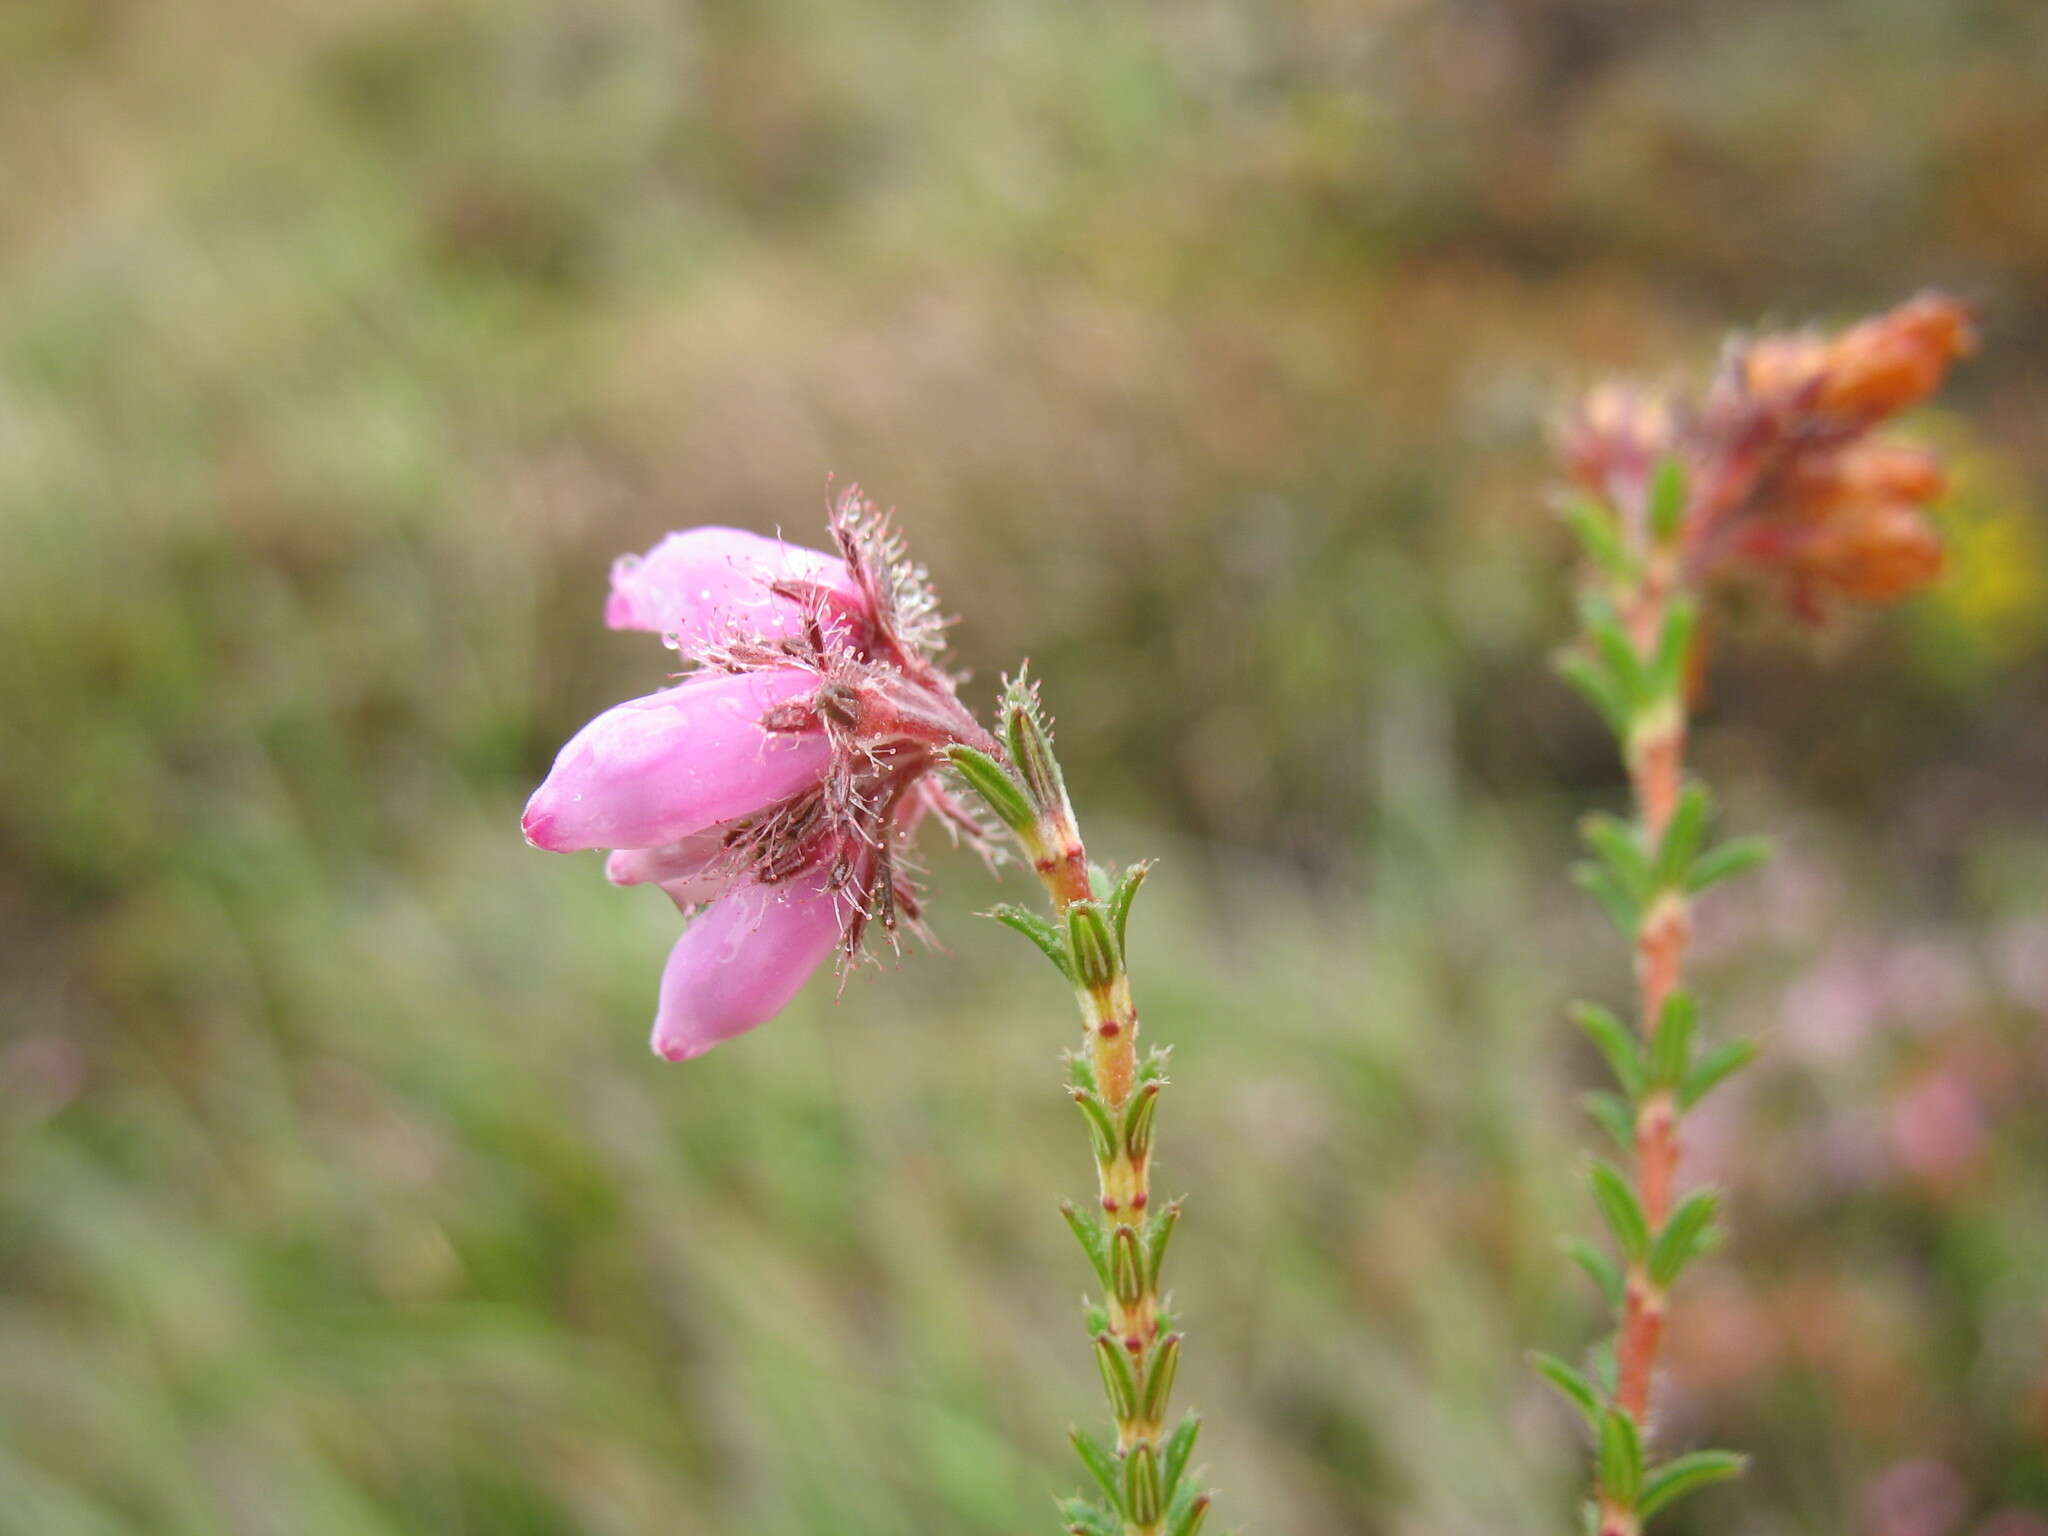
[523,487,998,1059]
[648,875,850,1061]
[605,526,865,649]
[521,670,829,854]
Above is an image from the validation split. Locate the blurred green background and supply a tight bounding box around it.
[4,2,2048,1532]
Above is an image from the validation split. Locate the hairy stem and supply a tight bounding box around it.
[951,682,1211,1536]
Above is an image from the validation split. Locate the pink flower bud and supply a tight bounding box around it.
[521,670,828,853]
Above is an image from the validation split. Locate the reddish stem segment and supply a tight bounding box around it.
[1602,577,1695,1528]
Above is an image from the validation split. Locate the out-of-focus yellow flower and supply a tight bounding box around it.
[1922,446,2047,657]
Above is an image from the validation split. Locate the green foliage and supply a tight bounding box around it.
[1589,1161,1651,1261]
[1682,1040,1760,1109]
[1123,1440,1164,1523]
[1598,1407,1644,1506]
[1107,861,1153,958]
[1654,785,1711,890]
[1123,1082,1161,1160]
[1586,606,1651,714]
[1092,1335,1140,1421]
[1002,674,1071,824]
[1557,652,1632,737]
[1562,1239,1625,1310]
[991,903,1076,981]
[1581,814,1655,908]
[1647,992,1697,1089]
[1572,859,1642,935]
[1649,1190,1721,1289]
[1648,598,1696,701]
[1686,837,1775,894]
[1581,1091,1637,1153]
[1066,902,1119,988]
[1532,1352,1602,1429]
[1638,1450,1746,1518]
[1109,1225,1145,1307]
[1573,1002,1645,1098]
[1070,1429,1125,1512]
[949,744,1036,835]
[1057,1497,1121,1536]
[1566,496,1635,582]
[1145,1201,1181,1286]
[1061,1201,1113,1288]
[1162,1414,1201,1501]
[1071,1090,1119,1164]
[1141,1335,1182,1422]
[1647,457,1689,545]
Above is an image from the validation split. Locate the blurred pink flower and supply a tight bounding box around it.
[1780,943,1887,1065]
[1864,1458,1967,1536]
[524,491,997,1061]
[1889,1067,1988,1194]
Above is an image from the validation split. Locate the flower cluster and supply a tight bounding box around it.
[521,487,998,1061]
[1565,292,1974,618]
[1545,295,1970,1536]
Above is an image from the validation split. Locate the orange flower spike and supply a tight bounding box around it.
[1813,292,1976,422]
[1741,333,1829,401]
[1797,500,1945,605]
[1787,441,1948,519]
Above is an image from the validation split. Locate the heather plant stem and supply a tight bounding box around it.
[1548,300,1967,1534]
[1605,576,1689,1536]
[1547,464,1761,1536]
[948,677,1212,1536]
[1031,862,1149,1261]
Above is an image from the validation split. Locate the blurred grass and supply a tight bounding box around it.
[3,1,2048,1532]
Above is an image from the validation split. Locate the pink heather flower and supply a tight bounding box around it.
[524,489,999,1061]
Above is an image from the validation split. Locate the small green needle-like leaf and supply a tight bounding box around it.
[1572,1001,1645,1098]
[1686,836,1772,894]
[1647,991,1696,1088]
[1581,1091,1636,1154]
[1638,1450,1747,1518]
[1532,1352,1603,1428]
[1069,1428,1124,1512]
[1598,1408,1644,1505]
[1648,1189,1721,1289]
[988,904,1073,981]
[1681,1039,1758,1109]
[1648,455,1689,545]
[1589,1160,1651,1260]
[1563,1237,1625,1309]
[1655,783,1711,888]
